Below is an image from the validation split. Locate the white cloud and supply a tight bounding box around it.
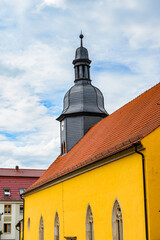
[39,0,66,9]
[0,0,159,168]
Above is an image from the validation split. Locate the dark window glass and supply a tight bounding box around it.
[3,188,11,197]
[20,205,24,214]
[4,205,11,214]
[4,223,11,233]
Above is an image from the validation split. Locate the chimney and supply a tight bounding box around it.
[15,165,19,171]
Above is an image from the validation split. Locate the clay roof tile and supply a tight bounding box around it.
[25,83,160,194]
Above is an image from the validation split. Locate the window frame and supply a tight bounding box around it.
[4,205,12,214]
[112,199,123,240]
[20,205,24,214]
[4,223,11,233]
[3,188,11,197]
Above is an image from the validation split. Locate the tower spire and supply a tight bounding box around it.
[79,31,84,47]
[57,36,108,155]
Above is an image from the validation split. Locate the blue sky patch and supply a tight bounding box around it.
[0,131,32,142]
[0,63,24,77]
[93,62,134,74]
[40,100,54,108]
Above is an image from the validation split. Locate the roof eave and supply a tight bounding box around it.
[23,140,144,197]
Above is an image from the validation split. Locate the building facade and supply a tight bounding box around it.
[23,37,160,240]
[0,167,45,240]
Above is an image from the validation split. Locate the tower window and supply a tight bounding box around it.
[63,142,66,154]
[88,68,90,79]
[61,142,66,155]
[82,65,85,77]
[61,143,63,155]
[77,66,79,78]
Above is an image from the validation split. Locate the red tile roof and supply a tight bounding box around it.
[0,168,45,177]
[0,169,45,201]
[25,83,160,194]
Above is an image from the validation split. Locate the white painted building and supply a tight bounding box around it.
[0,167,45,240]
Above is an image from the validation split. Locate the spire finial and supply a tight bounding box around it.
[79,31,84,47]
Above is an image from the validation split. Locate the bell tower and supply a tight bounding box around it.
[57,34,108,155]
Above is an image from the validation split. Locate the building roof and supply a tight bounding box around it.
[57,35,108,122]
[0,168,45,201]
[25,82,160,194]
[0,168,45,177]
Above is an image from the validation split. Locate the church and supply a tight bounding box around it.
[23,35,160,240]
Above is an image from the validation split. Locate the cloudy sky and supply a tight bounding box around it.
[0,0,159,169]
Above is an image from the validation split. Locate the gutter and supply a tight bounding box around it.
[134,143,148,240]
[24,141,144,197]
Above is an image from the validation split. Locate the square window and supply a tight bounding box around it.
[20,205,23,214]
[4,223,11,233]
[3,188,11,197]
[4,205,11,214]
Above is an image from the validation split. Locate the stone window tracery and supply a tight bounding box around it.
[112,199,123,240]
[54,212,59,240]
[39,215,44,240]
[86,204,94,240]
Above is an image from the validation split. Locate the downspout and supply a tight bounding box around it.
[23,198,25,240]
[20,195,25,240]
[134,143,148,240]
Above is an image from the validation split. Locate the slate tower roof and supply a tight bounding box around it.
[57,34,108,154]
[57,34,108,120]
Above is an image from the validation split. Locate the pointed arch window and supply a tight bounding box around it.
[61,142,66,155]
[39,215,44,240]
[86,204,94,240]
[54,212,59,240]
[63,142,66,154]
[112,199,123,240]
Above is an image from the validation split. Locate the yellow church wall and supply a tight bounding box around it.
[141,126,160,240]
[24,150,146,240]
